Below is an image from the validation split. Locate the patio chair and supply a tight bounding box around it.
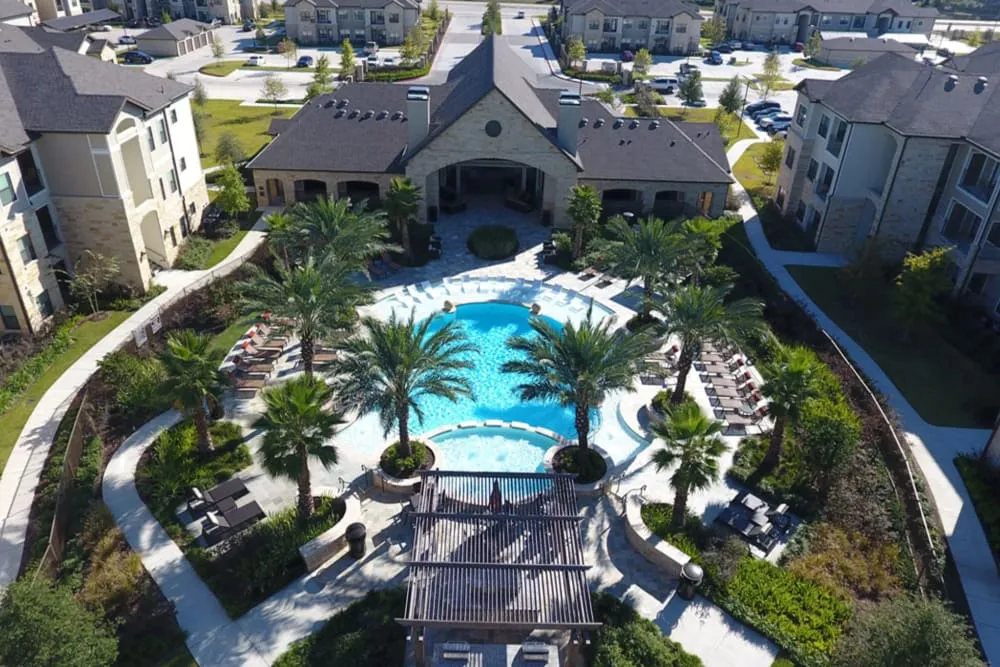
[188,477,249,513]
[696,362,731,375]
[708,385,741,399]
[240,341,281,361]
[232,355,273,377]
[203,501,265,537]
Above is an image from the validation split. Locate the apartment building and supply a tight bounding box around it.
[775,49,1000,315]
[714,0,937,45]
[0,24,209,334]
[559,0,702,55]
[284,0,419,46]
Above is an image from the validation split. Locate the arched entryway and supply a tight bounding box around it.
[601,188,642,219]
[294,179,327,204]
[139,211,169,269]
[337,180,381,207]
[435,159,544,220]
[652,190,689,220]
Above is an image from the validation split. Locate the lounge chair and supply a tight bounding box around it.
[188,478,249,513]
[708,385,741,399]
[203,501,265,536]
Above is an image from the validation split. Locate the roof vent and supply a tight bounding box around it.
[323,100,335,109]
[947,74,959,84]
[349,109,360,118]
[334,109,345,118]
[650,120,660,129]
[977,75,988,88]
[594,118,605,128]
[364,109,374,119]
[579,117,588,127]
[337,98,349,108]
[377,109,388,119]
[391,111,403,120]
[670,140,676,147]
[629,120,639,129]
[613,119,623,129]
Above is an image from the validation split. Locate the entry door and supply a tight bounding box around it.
[698,191,713,215]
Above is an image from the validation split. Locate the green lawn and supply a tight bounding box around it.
[197,99,295,168]
[0,311,131,468]
[199,61,244,77]
[792,58,841,71]
[735,142,814,251]
[242,64,316,73]
[622,106,755,148]
[733,141,774,195]
[203,230,249,269]
[787,265,1000,427]
[207,315,259,364]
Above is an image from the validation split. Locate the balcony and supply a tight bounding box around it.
[960,153,999,204]
[16,152,44,198]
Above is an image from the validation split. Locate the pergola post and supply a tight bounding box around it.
[414,626,425,667]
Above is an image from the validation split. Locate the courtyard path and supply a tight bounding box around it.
[726,138,1000,664]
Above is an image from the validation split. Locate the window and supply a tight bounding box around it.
[389,12,399,23]
[795,104,807,126]
[168,169,178,194]
[35,290,53,319]
[776,188,785,207]
[676,24,686,33]
[821,15,831,24]
[755,14,760,21]
[839,16,849,24]
[147,127,155,151]
[354,9,363,20]
[180,156,187,171]
[337,9,348,20]
[785,146,796,169]
[988,223,1000,247]
[158,119,167,144]
[622,18,632,29]
[169,227,178,247]
[852,15,865,28]
[170,109,178,124]
[816,164,835,198]
[16,151,44,196]
[17,234,36,264]
[35,206,59,250]
[603,18,618,32]
[809,209,822,231]
[316,9,329,21]
[0,172,15,205]
[807,158,818,181]
[588,20,599,30]
[638,20,648,29]
[827,118,846,157]
[941,201,983,249]
[0,305,19,330]
[159,178,166,199]
[795,201,806,221]
[817,115,830,138]
[961,152,1000,203]
[968,273,989,295]
[655,19,670,33]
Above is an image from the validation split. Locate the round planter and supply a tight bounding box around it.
[543,442,613,498]
[371,439,444,495]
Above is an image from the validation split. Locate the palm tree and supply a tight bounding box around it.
[503,307,656,450]
[384,177,422,262]
[265,211,296,268]
[158,330,227,455]
[651,401,727,529]
[239,255,371,376]
[327,312,476,459]
[287,196,398,269]
[566,184,602,260]
[254,375,344,519]
[655,285,767,406]
[602,215,690,318]
[760,346,821,470]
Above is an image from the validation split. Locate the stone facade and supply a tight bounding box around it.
[285,0,418,46]
[578,177,728,220]
[563,8,701,55]
[0,214,66,334]
[252,169,397,209]
[816,196,874,253]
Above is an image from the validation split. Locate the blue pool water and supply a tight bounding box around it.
[412,302,598,439]
[430,427,555,472]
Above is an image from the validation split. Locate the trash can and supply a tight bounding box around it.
[677,562,704,601]
[346,522,366,559]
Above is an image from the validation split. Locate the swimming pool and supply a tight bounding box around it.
[429,426,557,473]
[412,301,599,440]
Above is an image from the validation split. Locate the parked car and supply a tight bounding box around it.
[649,77,679,94]
[366,54,379,67]
[118,35,137,45]
[296,55,314,67]
[89,24,111,31]
[727,40,742,50]
[242,20,254,31]
[382,56,396,67]
[364,41,378,55]
[713,43,734,54]
[744,100,780,115]
[768,120,792,134]
[750,106,784,121]
[708,50,723,65]
[246,54,265,66]
[515,10,525,18]
[759,113,792,129]
[678,62,699,79]
[742,41,756,50]
[792,41,805,52]
[685,98,708,107]
[773,129,788,139]
[122,50,153,64]
[621,50,635,62]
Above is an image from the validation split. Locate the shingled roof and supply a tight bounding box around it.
[138,18,211,42]
[944,42,1000,75]
[0,25,190,154]
[0,0,30,20]
[562,0,701,20]
[726,0,936,16]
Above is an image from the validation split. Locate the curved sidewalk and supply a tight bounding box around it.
[0,220,268,588]
[726,138,1000,664]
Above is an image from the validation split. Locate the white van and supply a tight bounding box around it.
[364,41,379,55]
[649,77,680,94]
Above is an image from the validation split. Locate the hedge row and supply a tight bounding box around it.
[0,320,75,415]
[366,63,431,82]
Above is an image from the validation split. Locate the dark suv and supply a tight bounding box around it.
[122,50,153,65]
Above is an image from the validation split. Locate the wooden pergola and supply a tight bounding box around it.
[399,471,599,635]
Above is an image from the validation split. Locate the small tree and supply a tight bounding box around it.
[718,76,743,114]
[426,0,440,20]
[797,397,860,491]
[255,26,267,47]
[760,345,821,469]
[340,38,355,79]
[210,34,225,64]
[804,31,822,59]
[277,37,297,68]
[566,184,602,259]
[0,578,119,667]
[678,69,703,104]
[482,0,502,35]
[758,139,784,184]
[161,8,171,22]
[67,250,121,314]
[270,0,279,12]
[192,107,206,144]
[216,162,251,218]
[891,246,953,341]
[260,72,288,112]
[159,330,227,454]
[634,84,660,117]
[595,88,616,105]
[757,50,781,99]
[851,55,868,68]
[566,35,586,69]
[701,15,727,45]
[305,54,333,100]
[632,47,652,80]
[385,177,422,261]
[192,76,207,106]
[214,130,245,164]
[401,28,423,65]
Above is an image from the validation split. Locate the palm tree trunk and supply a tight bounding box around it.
[297,443,314,519]
[671,348,695,405]
[397,406,412,459]
[642,279,653,319]
[762,415,786,470]
[572,225,585,259]
[575,403,590,450]
[671,486,689,529]
[301,334,314,377]
[399,217,412,262]
[193,406,213,455]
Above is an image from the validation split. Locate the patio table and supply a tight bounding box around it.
[741,493,767,513]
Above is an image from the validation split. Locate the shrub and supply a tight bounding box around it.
[564,68,622,84]
[97,350,167,424]
[366,63,431,81]
[380,440,430,478]
[640,503,709,562]
[720,558,852,666]
[728,434,816,515]
[0,320,74,415]
[651,389,696,416]
[174,236,213,270]
[190,496,346,617]
[77,530,145,617]
[587,592,703,667]
[796,397,861,485]
[274,588,407,667]
[467,225,519,260]
[553,446,607,484]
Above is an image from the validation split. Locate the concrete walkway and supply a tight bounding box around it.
[0,218,268,588]
[726,138,1000,664]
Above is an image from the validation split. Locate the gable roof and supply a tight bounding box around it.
[41,8,120,31]
[562,0,701,20]
[0,0,31,20]
[283,0,418,9]
[729,0,936,16]
[821,36,916,52]
[0,25,190,153]
[138,18,211,41]
[797,52,1000,156]
[944,42,1000,74]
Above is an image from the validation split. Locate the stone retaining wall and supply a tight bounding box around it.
[624,493,690,577]
[298,493,361,572]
